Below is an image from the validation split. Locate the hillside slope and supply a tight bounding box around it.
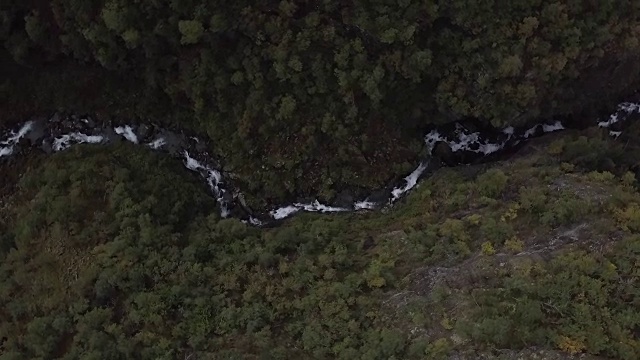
[1,125,639,359]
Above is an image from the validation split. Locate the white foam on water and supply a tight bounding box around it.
[449,129,479,152]
[424,130,444,153]
[183,151,203,171]
[354,200,377,210]
[271,205,301,219]
[0,121,35,157]
[0,147,12,157]
[114,125,138,144]
[52,133,104,151]
[523,124,540,138]
[425,125,509,156]
[523,120,564,138]
[542,121,564,133]
[270,197,381,220]
[2,100,639,225]
[207,168,222,184]
[294,200,348,213]
[10,121,34,141]
[269,200,350,220]
[182,150,230,217]
[482,142,505,154]
[598,102,640,128]
[219,203,230,218]
[391,161,429,201]
[618,102,640,113]
[147,138,166,149]
[598,114,619,128]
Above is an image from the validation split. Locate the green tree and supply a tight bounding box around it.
[178,20,204,45]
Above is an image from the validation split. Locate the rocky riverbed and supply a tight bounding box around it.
[1,102,638,226]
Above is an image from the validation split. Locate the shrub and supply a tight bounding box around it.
[547,139,565,155]
[560,136,623,172]
[481,241,496,256]
[614,203,640,232]
[587,171,616,183]
[501,203,520,222]
[439,219,470,243]
[178,20,204,45]
[476,169,509,198]
[464,213,482,226]
[504,237,525,253]
[621,172,636,186]
[539,192,591,227]
[518,186,548,214]
[480,217,514,244]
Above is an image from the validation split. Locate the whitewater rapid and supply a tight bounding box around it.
[1,102,637,225]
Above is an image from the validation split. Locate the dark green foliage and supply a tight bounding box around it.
[538,190,592,227]
[476,169,509,198]
[518,186,548,215]
[458,237,640,359]
[2,128,640,358]
[0,145,216,359]
[0,146,428,359]
[3,1,640,203]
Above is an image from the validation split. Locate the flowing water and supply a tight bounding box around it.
[1,102,638,226]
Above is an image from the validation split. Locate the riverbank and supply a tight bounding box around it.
[3,51,640,214]
[3,97,640,228]
[0,53,423,207]
[2,122,640,358]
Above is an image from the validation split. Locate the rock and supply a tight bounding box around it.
[295,196,316,206]
[102,127,121,144]
[17,137,30,150]
[333,190,355,209]
[62,119,74,129]
[194,139,207,152]
[457,149,477,165]
[221,190,234,204]
[423,157,443,175]
[160,131,187,156]
[84,117,96,128]
[137,124,150,141]
[49,112,61,123]
[433,141,456,165]
[26,119,46,145]
[235,192,250,212]
[40,140,53,154]
[459,118,480,133]
[367,189,390,204]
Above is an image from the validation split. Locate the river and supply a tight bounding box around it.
[1,102,637,226]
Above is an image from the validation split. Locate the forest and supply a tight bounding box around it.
[3,0,640,202]
[2,1,640,359]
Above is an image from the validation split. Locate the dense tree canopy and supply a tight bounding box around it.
[2,1,640,203]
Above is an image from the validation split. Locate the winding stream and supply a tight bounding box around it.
[1,102,638,226]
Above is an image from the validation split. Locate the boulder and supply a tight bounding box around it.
[40,139,53,154]
[367,189,390,204]
[433,141,457,165]
[333,190,355,209]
